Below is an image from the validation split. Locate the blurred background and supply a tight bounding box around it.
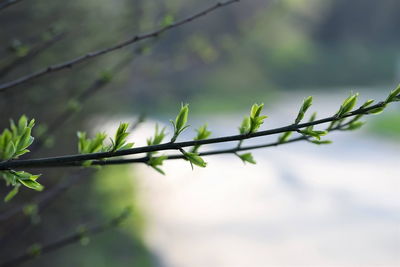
[0,0,399,266]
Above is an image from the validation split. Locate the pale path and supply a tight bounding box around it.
[102,90,400,266]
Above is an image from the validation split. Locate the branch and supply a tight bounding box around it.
[0,208,131,267]
[0,0,239,91]
[0,100,387,170]
[0,32,66,79]
[59,120,352,167]
[29,52,138,153]
[0,169,89,223]
[0,0,23,11]
[91,136,309,166]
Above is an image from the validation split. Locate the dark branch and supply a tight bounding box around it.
[0,0,23,11]
[90,136,309,166]
[0,32,66,79]
[0,208,131,267]
[0,0,239,92]
[0,101,386,170]
[29,54,136,153]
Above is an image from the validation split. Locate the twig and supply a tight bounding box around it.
[0,32,66,79]
[91,136,309,166]
[0,208,131,267]
[0,0,24,11]
[29,54,136,153]
[0,101,387,170]
[0,0,239,91]
[0,170,89,223]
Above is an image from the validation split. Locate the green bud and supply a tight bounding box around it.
[295,96,313,124]
[171,104,190,142]
[278,131,292,143]
[310,140,332,145]
[248,103,267,133]
[336,93,359,117]
[385,84,400,103]
[181,150,207,169]
[239,117,250,134]
[237,153,256,164]
[360,99,374,109]
[4,184,20,202]
[148,155,168,175]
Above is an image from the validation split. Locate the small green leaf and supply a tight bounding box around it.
[366,106,386,115]
[248,103,267,134]
[19,179,44,191]
[4,185,20,202]
[237,153,256,164]
[343,121,365,131]
[310,140,333,145]
[171,104,190,142]
[239,117,250,134]
[192,124,211,153]
[360,99,374,109]
[299,129,327,140]
[181,150,207,169]
[147,124,166,146]
[161,14,174,27]
[148,155,168,175]
[67,99,81,112]
[295,96,313,124]
[27,243,42,257]
[99,70,113,83]
[336,93,359,117]
[194,124,211,141]
[278,131,292,143]
[385,84,400,103]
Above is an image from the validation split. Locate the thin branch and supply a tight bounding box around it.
[91,136,309,166]
[29,54,136,153]
[0,101,387,170]
[0,0,24,11]
[0,32,66,79]
[0,208,131,267]
[0,170,89,223]
[0,0,239,92]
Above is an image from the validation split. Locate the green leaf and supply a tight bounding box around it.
[148,155,168,175]
[192,124,211,153]
[237,153,256,164]
[113,123,131,151]
[299,129,327,140]
[4,185,20,202]
[4,141,16,160]
[239,117,250,134]
[310,140,332,145]
[194,124,211,141]
[171,104,190,142]
[278,131,292,143]
[27,243,42,257]
[295,96,313,124]
[385,84,400,103]
[248,103,267,133]
[147,124,166,146]
[67,99,81,112]
[161,14,174,27]
[360,99,374,109]
[99,70,113,83]
[181,150,207,169]
[336,93,359,117]
[366,106,386,115]
[19,179,44,191]
[343,121,365,131]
